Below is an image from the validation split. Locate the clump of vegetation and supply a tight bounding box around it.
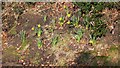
[20,30,27,47]
[84,15,107,44]
[70,15,80,28]
[64,5,71,18]
[73,2,113,15]
[82,15,107,44]
[58,5,72,27]
[73,2,109,44]
[32,24,43,48]
[19,30,29,52]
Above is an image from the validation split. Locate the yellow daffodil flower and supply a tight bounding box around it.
[64,5,66,9]
[89,40,94,44]
[59,22,63,26]
[67,21,70,24]
[38,34,40,37]
[73,24,76,26]
[59,17,62,21]
[38,24,41,28]
[67,13,71,18]
[31,27,34,30]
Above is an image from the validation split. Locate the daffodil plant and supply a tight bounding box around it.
[31,24,42,37]
[89,34,96,45]
[64,5,71,18]
[59,17,64,27]
[37,38,42,48]
[20,30,26,46]
[43,15,47,22]
[37,24,42,37]
[19,30,28,51]
[75,29,83,42]
[71,15,79,27]
[51,36,59,46]
[31,24,43,48]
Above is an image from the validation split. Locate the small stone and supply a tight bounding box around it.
[47,56,50,59]
[41,58,43,60]
[97,52,101,56]
[47,62,50,64]
[23,62,26,65]
[41,64,44,66]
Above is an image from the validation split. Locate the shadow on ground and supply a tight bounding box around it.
[73,51,119,66]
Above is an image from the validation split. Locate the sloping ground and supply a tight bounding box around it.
[2,2,120,66]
